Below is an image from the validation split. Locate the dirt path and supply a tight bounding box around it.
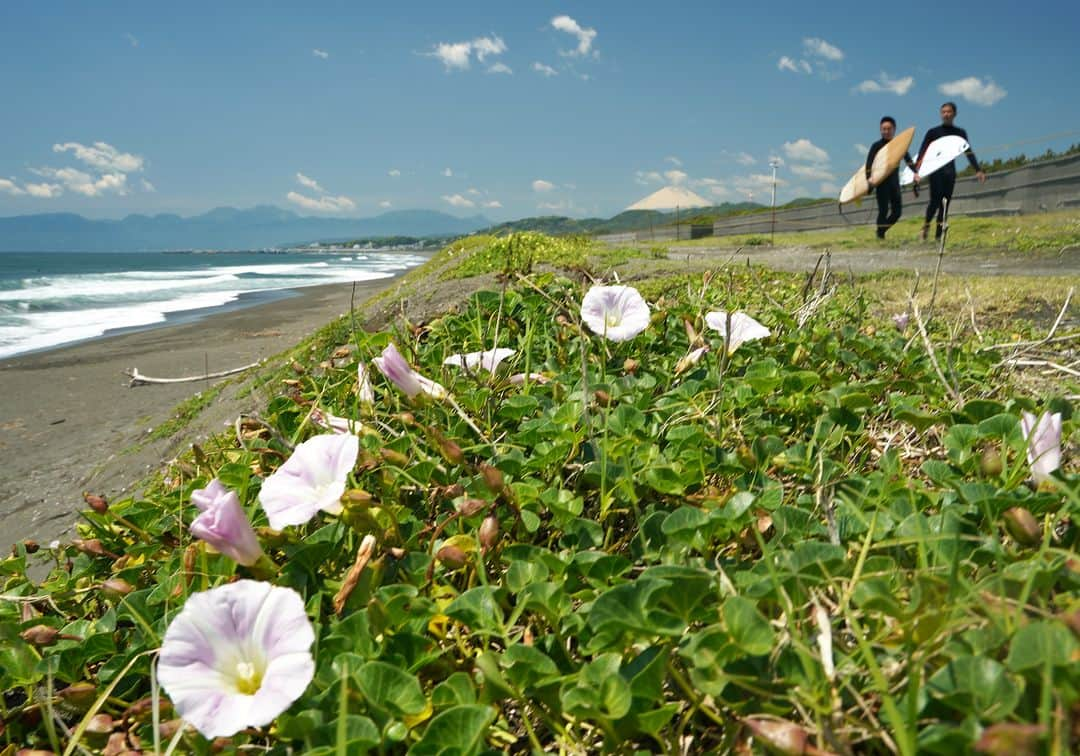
[662,243,1080,277]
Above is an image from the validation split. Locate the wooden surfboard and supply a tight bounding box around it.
[839,126,915,205]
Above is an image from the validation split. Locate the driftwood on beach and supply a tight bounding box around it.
[124,361,260,387]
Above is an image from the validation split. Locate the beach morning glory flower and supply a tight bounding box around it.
[157,580,315,739]
[1020,410,1062,484]
[373,343,447,399]
[357,361,375,406]
[189,480,264,567]
[675,345,709,375]
[310,408,362,435]
[443,348,516,373]
[892,312,910,330]
[704,311,771,353]
[508,372,550,386]
[258,433,359,529]
[580,285,651,342]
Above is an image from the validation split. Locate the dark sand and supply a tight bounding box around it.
[0,278,397,547]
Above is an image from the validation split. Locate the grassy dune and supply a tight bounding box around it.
[1,232,1078,755]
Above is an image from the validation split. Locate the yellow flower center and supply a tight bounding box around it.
[605,312,620,327]
[231,659,264,696]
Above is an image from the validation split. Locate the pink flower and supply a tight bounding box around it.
[158,580,315,738]
[189,480,264,567]
[357,362,375,405]
[443,348,516,373]
[508,372,550,386]
[892,312,910,330]
[675,345,709,375]
[704,311,770,354]
[1020,411,1062,484]
[580,285,651,342]
[258,434,359,529]
[310,408,362,435]
[373,343,447,399]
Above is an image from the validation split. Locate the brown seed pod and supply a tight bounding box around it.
[20,625,60,647]
[436,545,468,570]
[83,492,109,514]
[743,716,810,756]
[623,358,640,375]
[479,515,500,551]
[594,389,613,407]
[1003,507,1041,546]
[980,445,1004,477]
[101,578,135,599]
[478,464,505,495]
[455,498,489,517]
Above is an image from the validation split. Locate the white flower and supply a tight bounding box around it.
[1020,411,1062,484]
[258,434,359,529]
[373,343,447,399]
[508,372,550,386]
[158,580,315,739]
[675,345,709,375]
[580,285,651,342]
[310,408,363,435]
[443,348,516,373]
[704,311,771,353]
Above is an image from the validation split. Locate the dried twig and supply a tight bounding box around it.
[909,297,962,405]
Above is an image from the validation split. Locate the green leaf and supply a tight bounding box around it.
[723,596,775,655]
[445,587,503,633]
[927,656,1022,721]
[409,705,496,756]
[356,661,427,717]
[1006,620,1079,671]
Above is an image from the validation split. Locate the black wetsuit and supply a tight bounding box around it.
[866,139,916,238]
[917,124,980,228]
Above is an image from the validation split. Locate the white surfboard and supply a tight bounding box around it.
[915,135,969,180]
[900,164,916,187]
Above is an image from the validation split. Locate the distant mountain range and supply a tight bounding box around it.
[479,203,766,237]
[0,206,490,252]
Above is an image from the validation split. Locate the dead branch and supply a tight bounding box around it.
[124,362,260,387]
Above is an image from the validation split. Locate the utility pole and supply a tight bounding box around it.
[769,157,781,244]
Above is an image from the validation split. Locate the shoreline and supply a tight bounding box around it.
[0,277,399,546]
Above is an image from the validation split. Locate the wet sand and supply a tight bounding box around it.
[0,278,397,547]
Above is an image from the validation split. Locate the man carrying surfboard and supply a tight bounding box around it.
[915,101,987,240]
[866,116,917,239]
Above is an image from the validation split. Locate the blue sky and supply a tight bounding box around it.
[0,0,1076,221]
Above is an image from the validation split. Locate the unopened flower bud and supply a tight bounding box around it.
[744,716,809,756]
[594,389,612,407]
[436,545,468,570]
[71,539,116,559]
[380,448,410,466]
[980,445,1003,477]
[455,498,489,517]
[1003,507,1041,546]
[555,314,571,327]
[479,515,500,551]
[23,540,39,554]
[434,434,465,466]
[85,713,114,738]
[58,682,97,710]
[101,578,134,599]
[83,492,109,514]
[398,412,416,426]
[623,358,640,375]
[343,489,374,507]
[478,464,505,494]
[20,625,60,647]
[159,720,185,740]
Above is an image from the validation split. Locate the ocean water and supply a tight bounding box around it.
[0,249,427,359]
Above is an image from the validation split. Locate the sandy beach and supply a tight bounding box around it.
[0,278,398,547]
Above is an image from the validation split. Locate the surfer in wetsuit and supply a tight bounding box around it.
[866,116,917,240]
[915,101,987,240]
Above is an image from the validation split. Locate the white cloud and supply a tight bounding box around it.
[551,15,597,57]
[803,37,844,61]
[735,173,787,192]
[34,166,128,197]
[939,76,1007,106]
[734,152,756,166]
[379,200,392,209]
[854,143,869,155]
[532,62,558,77]
[820,182,839,195]
[790,164,835,181]
[769,155,785,167]
[388,168,401,177]
[442,168,453,177]
[532,179,556,192]
[286,191,355,212]
[783,138,829,164]
[854,73,914,96]
[312,48,329,59]
[635,170,663,185]
[296,172,325,193]
[487,62,512,75]
[140,178,156,192]
[778,56,811,74]
[538,200,569,211]
[665,156,682,167]
[466,187,482,196]
[442,193,475,208]
[665,169,688,185]
[24,182,63,198]
[53,141,144,173]
[125,33,139,48]
[431,35,507,71]
[483,200,502,209]
[0,178,25,196]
